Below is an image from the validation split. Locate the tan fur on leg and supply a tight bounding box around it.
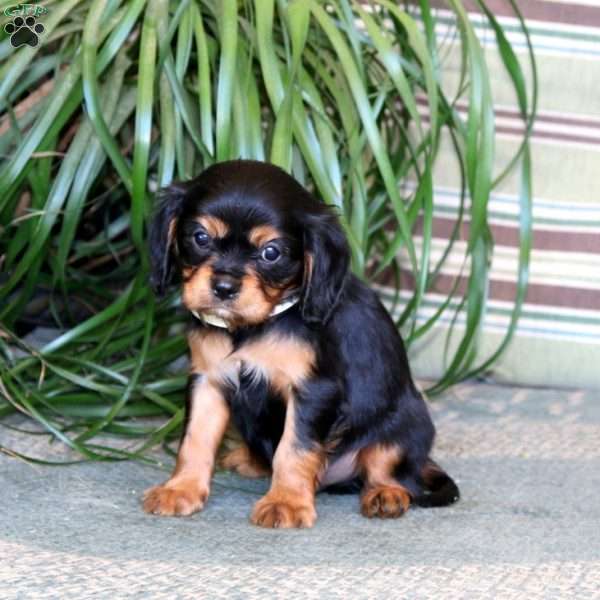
[143,376,230,517]
[250,399,323,529]
[358,444,411,519]
[220,445,271,478]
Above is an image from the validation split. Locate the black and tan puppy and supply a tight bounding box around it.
[143,159,459,528]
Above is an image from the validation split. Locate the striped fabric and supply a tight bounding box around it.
[384,1,600,389]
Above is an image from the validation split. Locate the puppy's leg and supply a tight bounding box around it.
[220,444,271,478]
[251,398,323,528]
[358,444,411,519]
[143,375,229,516]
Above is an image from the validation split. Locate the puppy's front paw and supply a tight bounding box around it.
[143,480,208,516]
[361,485,410,519]
[251,493,317,529]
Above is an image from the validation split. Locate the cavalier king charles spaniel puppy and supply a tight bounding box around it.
[143,159,459,528]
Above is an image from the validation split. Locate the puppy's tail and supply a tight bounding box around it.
[322,459,459,506]
[414,459,460,508]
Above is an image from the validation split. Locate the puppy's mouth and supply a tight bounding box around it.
[187,297,239,318]
[187,290,301,328]
[188,292,265,326]
[201,304,238,319]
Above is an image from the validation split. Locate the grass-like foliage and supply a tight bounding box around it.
[0,0,536,463]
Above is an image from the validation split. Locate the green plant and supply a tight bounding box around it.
[0,0,536,463]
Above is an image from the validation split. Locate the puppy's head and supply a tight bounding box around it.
[149,160,349,327]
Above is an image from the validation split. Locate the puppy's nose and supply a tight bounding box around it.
[212,276,240,300]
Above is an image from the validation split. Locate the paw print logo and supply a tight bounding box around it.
[4,15,45,48]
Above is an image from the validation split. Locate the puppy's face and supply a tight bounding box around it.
[149,160,350,327]
[176,200,303,327]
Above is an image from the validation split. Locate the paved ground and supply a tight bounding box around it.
[1,382,599,599]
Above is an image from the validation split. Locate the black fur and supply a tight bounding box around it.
[149,182,189,295]
[151,159,459,509]
[301,211,351,324]
[221,362,286,465]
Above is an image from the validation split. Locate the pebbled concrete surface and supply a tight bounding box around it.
[1,383,599,599]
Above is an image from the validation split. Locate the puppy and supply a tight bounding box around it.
[143,160,459,528]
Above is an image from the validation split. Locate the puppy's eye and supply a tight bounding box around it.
[194,230,210,247]
[261,245,281,262]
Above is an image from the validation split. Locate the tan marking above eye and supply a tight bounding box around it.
[248,224,282,248]
[196,215,229,238]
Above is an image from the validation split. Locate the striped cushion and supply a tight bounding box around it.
[386,1,600,389]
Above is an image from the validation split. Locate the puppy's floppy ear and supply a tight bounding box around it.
[148,183,187,295]
[301,210,350,324]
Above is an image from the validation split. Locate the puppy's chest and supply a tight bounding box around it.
[188,328,315,395]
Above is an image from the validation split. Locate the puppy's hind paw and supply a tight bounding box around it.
[220,445,271,478]
[361,485,410,519]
